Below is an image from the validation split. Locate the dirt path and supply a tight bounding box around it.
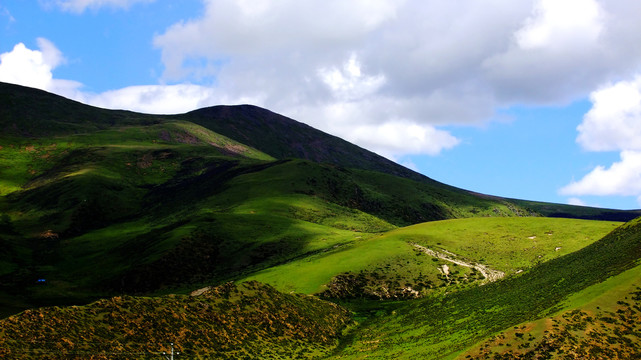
[411,243,505,283]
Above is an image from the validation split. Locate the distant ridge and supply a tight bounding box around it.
[182,105,435,183]
[1,81,639,223]
[0,82,156,137]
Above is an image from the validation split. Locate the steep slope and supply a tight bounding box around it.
[461,264,641,359]
[242,217,619,297]
[181,105,641,222]
[182,105,426,181]
[0,82,156,137]
[0,281,353,359]
[333,216,641,359]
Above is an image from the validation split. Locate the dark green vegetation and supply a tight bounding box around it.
[1,82,641,358]
[462,266,641,359]
[0,281,353,359]
[0,81,551,314]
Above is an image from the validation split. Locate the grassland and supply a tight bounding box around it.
[2,82,641,359]
[332,216,641,359]
[460,264,641,359]
[0,112,543,315]
[244,218,619,298]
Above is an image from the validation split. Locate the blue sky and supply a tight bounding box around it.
[2,0,641,210]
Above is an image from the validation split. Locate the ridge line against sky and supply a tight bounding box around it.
[1,0,641,209]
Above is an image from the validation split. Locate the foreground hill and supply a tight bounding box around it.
[0,281,353,359]
[461,265,641,359]
[335,217,641,359]
[0,217,637,359]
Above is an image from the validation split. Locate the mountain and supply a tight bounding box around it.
[183,105,430,182]
[1,82,640,359]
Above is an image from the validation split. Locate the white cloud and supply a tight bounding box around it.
[81,84,218,114]
[347,121,460,159]
[0,42,52,90]
[44,0,155,13]
[560,151,641,199]
[153,0,402,80]
[0,38,81,95]
[318,54,386,102]
[80,83,267,115]
[515,0,603,50]
[483,0,621,104]
[576,77,641,152]
[148,0,641,158]
[567,197,587,206]
[560,75,641,207]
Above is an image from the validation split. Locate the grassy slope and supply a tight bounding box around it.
[460,264,641,359]
[2,82,641,358]
[0,217,632,359]
[0,119,282,314]
[332,217,641,359]
[244,218,619,297]
[0,281,354,359]
[181,104,641,222]
[0,94,542,316]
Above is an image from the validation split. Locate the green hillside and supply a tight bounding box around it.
[1,82,641,359]
[461,264,641,359]
[0,281,353,359]
[333,217,641,359]
[0,81,546,315]
[243,217,619,297]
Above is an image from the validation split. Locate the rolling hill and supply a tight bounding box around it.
[1,81,640,359]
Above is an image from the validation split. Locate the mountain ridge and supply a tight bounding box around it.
[183,104,435,183]
[2,81,640,220]
[1,81,641,359]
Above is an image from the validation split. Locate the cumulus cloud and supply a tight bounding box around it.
[515,0,603,50]
[7,0,641,161]
[560,151,641,206]
[318,54,386,102]
[0,38,81,95]
[576,77,641,152]
[149,0,641,157]
[80,84,218,114]
[347,121,460,159]
[560,76,641,207]
[44,0,155,13]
